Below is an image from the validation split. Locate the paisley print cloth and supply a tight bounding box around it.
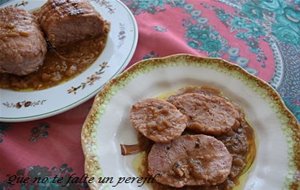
[0,0,299,189]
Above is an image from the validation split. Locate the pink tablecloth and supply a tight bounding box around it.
[1,0,300,189]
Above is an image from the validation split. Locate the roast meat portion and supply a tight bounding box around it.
[148,134,233,188]
[38,0,106,48]
[168,93,241,136]
[0,7,47,76]
[130,98,187,143]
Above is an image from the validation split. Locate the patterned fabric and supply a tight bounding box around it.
[123,0,300,120]
[0,0,9,4]
[0,0,299,189]
[0,100,93,190]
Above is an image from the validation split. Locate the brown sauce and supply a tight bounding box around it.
[0,24,109,91]
[135,86,256,190]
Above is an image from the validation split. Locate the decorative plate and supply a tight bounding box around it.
[0,0,138,122]
[81,54,300,190]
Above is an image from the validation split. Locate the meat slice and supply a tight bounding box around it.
[130,98,187,143]
[168,93,241,135]
[168,86,222,101]
[0,7,47,76]
[148,134,232,188]
[37,0,106,47]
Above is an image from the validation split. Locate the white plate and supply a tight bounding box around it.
[81,54,300,190]
[0,0,138,122]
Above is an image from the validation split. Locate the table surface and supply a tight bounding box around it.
[0,0,299,189]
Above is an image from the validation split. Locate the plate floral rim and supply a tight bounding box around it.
[0,0,138,122]
[81,54,300,190]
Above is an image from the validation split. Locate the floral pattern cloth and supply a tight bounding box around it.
[0,0,299,189]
